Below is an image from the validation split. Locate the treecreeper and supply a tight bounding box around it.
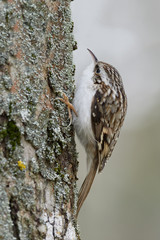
[60,49,127,217]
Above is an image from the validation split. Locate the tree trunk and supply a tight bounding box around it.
[0,0,79,239]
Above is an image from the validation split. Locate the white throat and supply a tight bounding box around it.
[73,63,96,147]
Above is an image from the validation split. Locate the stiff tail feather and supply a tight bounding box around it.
[76,157,98,217]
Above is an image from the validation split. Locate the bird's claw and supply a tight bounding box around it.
[56,92,78,126]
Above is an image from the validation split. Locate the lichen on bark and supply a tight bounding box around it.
[0,0,79,239]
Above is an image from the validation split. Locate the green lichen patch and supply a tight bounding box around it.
[0,117,21,156]
[6,120,21,150]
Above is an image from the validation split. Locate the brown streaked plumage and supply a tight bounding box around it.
[73,50,127,217]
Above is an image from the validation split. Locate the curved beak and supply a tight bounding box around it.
[87,49,98,63]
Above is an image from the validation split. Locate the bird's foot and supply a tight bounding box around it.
[56,92,78,126]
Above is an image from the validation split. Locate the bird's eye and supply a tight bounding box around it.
[95,66,100,74]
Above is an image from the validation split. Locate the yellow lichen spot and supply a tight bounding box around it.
[18,161,26,171]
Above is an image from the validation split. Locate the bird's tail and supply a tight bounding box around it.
[76,157,98,218]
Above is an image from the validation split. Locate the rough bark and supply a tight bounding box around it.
[0,0,79,239]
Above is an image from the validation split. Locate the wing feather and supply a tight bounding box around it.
[91,87,126,172]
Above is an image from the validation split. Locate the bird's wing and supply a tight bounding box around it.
[91,87,126,172]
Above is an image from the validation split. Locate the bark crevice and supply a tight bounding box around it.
[9,196,20,240]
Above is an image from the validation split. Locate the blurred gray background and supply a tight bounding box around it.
[71,0,160,239]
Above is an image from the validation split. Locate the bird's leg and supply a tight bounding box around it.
[56,92,78,125]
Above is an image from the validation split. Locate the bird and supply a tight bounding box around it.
[73,49,127,217]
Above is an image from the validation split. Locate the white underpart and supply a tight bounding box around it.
[73,63,96,148]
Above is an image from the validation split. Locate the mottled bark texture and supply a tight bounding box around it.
[0,0,79,239]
